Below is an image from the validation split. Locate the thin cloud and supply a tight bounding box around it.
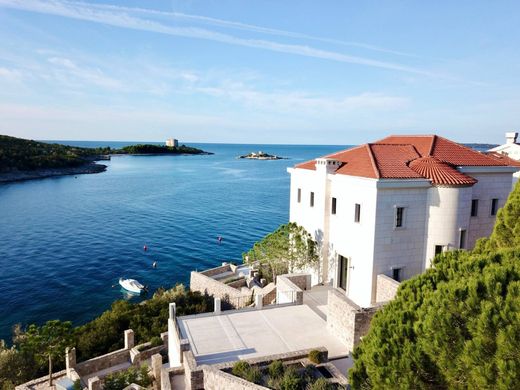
[70,0,419,58]
[0,0,436,76]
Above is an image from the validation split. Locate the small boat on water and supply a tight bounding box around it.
[119,277,147,294]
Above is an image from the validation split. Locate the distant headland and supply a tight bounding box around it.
[0,135,212,183]
[238,151,287,160]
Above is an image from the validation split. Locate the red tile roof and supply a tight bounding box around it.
[409,157,478,186]
[294,135,519,186]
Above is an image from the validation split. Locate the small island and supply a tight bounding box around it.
[238,151,287,160]
[115,144,213,156]
[0,135,212,183]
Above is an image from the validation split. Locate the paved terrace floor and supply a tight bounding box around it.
[178,287,347,365]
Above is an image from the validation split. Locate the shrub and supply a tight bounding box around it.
[243,366,262,384]
[279,367,303,390]
[72,379,82,390]
[149,336,163,348]
[232,361,251,378]
[268,360,284,379]
[307,378,334,390]
[308,350,323,364]
[104,365,151,390]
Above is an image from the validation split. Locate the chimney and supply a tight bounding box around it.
[315,158,341,175]
[506,132,518,144]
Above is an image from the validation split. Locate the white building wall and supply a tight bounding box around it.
[467,172,514,248]
[424,186,472,266]
[372,184,429,302]
[327,175,378,307]
[288,167,378,307]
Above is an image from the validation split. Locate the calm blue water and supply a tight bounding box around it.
[0,142,344,341]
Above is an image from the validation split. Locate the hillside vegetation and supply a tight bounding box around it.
[350,182,520,389]
[0,135,210,174]
[0,285,213,389]
[0,135,110,172]
[117,144,209,155]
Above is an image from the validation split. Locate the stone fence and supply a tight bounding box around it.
[180,346,329,390]
[275,274,308,305]
[326,289,381,352]
[376,274,400,303]
[202,365,268,390]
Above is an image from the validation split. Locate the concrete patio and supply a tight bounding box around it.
[177,286,348,365]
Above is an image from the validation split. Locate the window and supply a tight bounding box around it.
[434,245,443,256]
[297,188,301,203]
[310,192,314,207]
[491,198,499,216]
[354,203,361,222]
[331,197,337,215]
[395,207,405,228]
[392,268,402,282]
[459,229,467,249]
[471,199,478,217]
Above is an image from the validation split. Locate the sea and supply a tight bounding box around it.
[0,142,344,342]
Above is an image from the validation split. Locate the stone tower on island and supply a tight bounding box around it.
[166,138,178,147]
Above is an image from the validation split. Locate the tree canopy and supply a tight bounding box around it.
[20,320,73,386]
[243,222,319,282]
[475,181,520,252]
[349,181,520,390]
[0,135,110,172]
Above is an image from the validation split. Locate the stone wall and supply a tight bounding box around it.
[190,271,251,308]
[202,365,268,390]
[282,273,312,290]
[261,283,277,305]
[200,264,232,277]
[227,278,247,289]
[76,348,130,377]
[276,275,304,305]
[326,289,380,352]
[376,274,400,303]
[15,370,67,390]
[183,350,204,390]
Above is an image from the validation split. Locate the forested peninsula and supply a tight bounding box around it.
[0,135,211,183]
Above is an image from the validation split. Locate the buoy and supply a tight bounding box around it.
[152,261,157,269]
[143,245,148,251]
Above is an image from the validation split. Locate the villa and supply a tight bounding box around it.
[288,135,520,307]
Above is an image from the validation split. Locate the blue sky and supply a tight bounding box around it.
[0,1,519,144]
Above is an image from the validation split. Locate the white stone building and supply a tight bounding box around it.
[488,132,520,184]
[288,135,520,307]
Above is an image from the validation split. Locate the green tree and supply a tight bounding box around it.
[20,320,73,386]
[0,340,35,390]
[475,181,520,252]
[349,248,520,389]
[243,222,319,282]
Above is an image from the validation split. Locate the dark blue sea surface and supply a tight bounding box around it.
[0,142,343,341]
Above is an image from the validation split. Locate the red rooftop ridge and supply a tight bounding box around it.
[295,135,520,186]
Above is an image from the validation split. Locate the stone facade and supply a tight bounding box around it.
[202,366,268,390]
[326,289,380,352]
[75,348,130,377]
[275,275,305,304]
[375,274,400,303]
[190,271,251,309]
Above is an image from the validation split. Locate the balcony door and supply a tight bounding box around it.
[339,255,349,293]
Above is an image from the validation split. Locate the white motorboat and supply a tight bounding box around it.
[119,277,147,294]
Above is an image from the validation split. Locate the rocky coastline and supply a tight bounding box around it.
[0,161,107,183]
